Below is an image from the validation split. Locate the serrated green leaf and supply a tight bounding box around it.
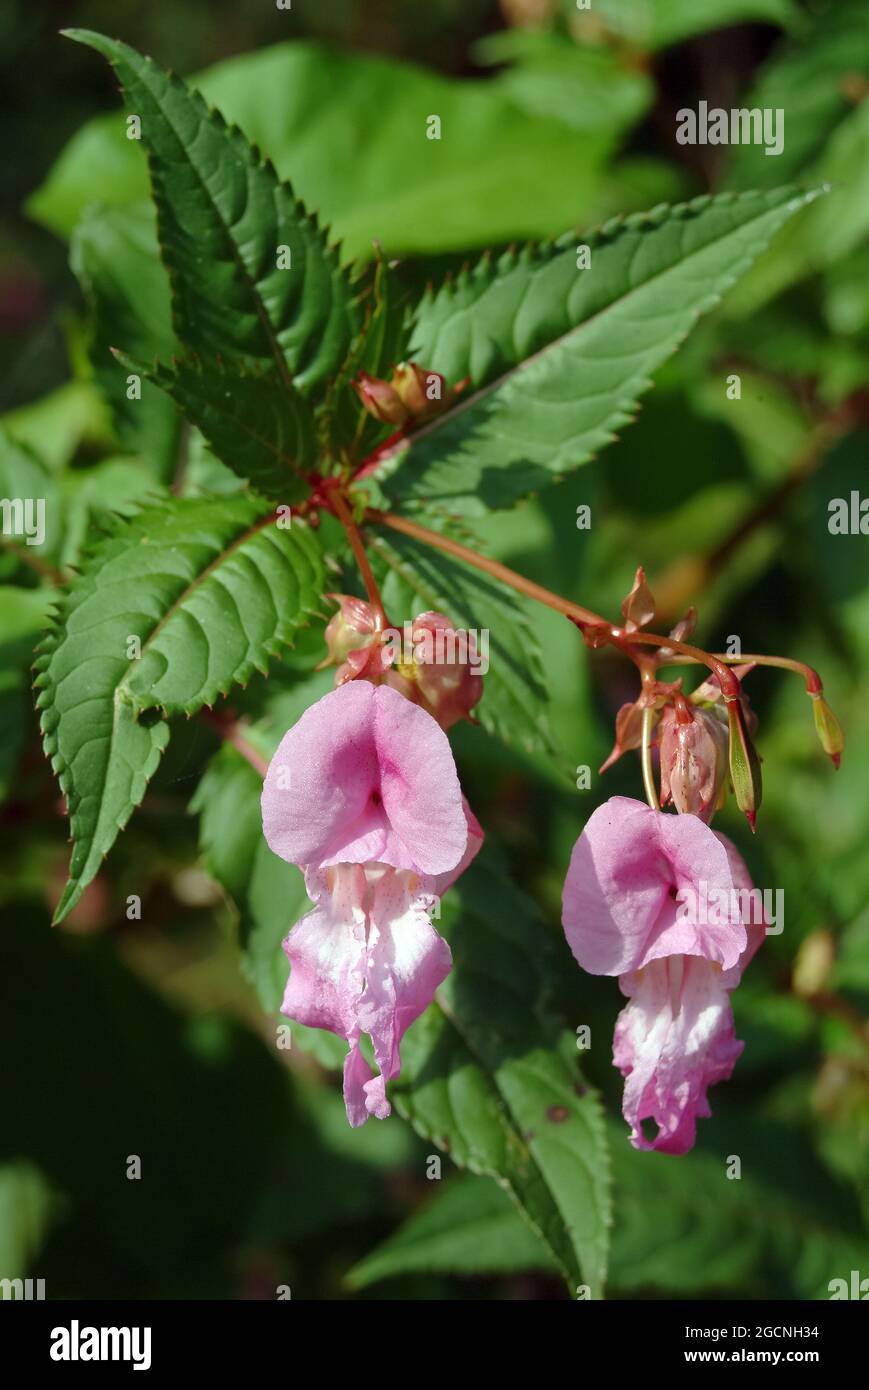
[368,522,556,763]
[65,30,361,397]
[123,353,316,500]
[36,495,324,922]
[57,457,167,572]
[351,1118,869,1299]
[378,187,823,515]
[394,850,610,1297]
[347,1172,558,1289]
[70,202,181,480]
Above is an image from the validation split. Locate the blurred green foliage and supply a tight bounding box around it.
[1,0,867,1300]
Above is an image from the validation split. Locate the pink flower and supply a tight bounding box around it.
[562,796,764,1154]
[262,680,482,1125]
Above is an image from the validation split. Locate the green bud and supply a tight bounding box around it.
[727,698,763,832]
[811,694,844,769]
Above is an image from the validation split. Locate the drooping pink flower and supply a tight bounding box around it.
[262,680,482,1126]
[562,796,764,1154]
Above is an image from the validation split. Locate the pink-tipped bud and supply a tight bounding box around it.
[323,594,379,665]
[658,703,728,823]
[352,371,409,426]
[811,693,844,769]
[322,594,392,686]
[385,611,484,730]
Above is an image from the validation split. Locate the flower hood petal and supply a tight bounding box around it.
[562,796,747,976]
[262,680,468,875]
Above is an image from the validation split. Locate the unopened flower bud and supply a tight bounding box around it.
[323,594,379,666]
[727,697,763,832]
[658,704,728,823]
[811,693,844,770]
[391,362,446,420]
[352,371,409,426]
[397,611,484,730]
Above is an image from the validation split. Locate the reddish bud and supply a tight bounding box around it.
[385,611,484,730]
[352,371,409,426]
[322,594,393,686]
[658,704,728,823]
[391,362,447,420]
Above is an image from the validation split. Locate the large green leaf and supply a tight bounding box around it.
[394,850,611,1297]
[31,41,613,258]
[368,521,556,763]
[125,353,316,500]
[347,1172,559,1289]
[70,202,180,480]
[35,495,324,923]
[376,186,822,514]
[65,31,361,397]
[473,29,652,134]
[353,1114,869,1299]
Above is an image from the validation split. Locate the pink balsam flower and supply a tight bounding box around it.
[562,796,764,1154]
[262,680,482,1126]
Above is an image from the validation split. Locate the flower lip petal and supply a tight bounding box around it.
[371,683,467,875]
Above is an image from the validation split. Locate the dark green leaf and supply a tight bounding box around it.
[347,1173,558,1289]
[124,353,316,500]
[379,187,821,514]
[394,849,611,1296]
[35,495,324,922]
[65,31,362,397]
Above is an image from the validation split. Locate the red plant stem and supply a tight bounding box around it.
[200,710,268,778]
[331,491,387,626]
[368,507,740,693]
